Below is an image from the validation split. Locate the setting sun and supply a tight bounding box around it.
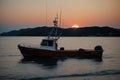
[72,25,79,28]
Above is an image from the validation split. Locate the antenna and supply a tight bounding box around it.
[59,10,62,27]
[45,0,47,26]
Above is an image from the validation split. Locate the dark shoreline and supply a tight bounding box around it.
[0,26,120,37]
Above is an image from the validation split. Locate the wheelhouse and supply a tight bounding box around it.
[41,39,53,46]
[40,39,57,51]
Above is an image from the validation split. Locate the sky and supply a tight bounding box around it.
[0,0,120,33]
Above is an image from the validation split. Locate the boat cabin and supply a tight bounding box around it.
[40,15,59,51]
[40,39,57,51]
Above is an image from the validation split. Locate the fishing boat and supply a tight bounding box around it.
[18,16,103,59]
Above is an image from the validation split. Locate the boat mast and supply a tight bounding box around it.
[53,15,58,39]
[47,15,58,40]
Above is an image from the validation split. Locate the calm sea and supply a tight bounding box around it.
[0,37,120,80]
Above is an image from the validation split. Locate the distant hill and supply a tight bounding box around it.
[0,26,120,37]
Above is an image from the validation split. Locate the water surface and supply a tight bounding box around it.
[0,37,120,80]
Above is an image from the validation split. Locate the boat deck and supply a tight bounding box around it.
[18,43,94,52]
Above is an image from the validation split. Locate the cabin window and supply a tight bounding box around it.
[48,40,53,46]
[41,40,53,46]
[41,40,47,46]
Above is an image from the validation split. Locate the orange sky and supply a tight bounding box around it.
[0,0,120,32]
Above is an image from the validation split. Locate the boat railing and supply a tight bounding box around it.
[58,47,103,52]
